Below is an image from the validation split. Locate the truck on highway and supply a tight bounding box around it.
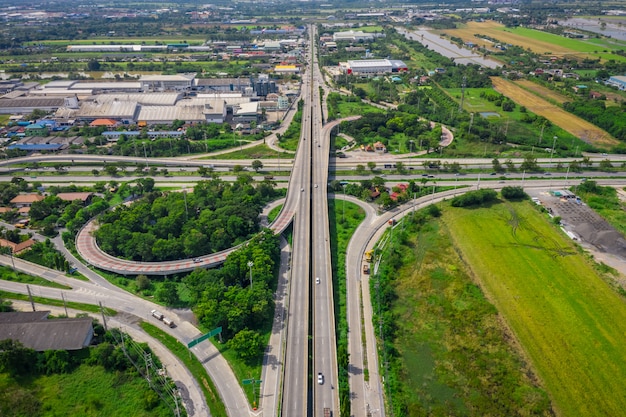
[363,264,370,275]
[324,407,331,417]
[365,250,373,263]
[162,317,175,328]
[151,310,164,320]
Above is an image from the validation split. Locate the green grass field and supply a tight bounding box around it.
[500,26,626,54]
[444,200,626,416]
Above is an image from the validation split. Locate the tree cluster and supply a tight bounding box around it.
[563,99,626,142]
[95,177,279,262]
[183,231,280,360]
[501,186,528,200]
[451,189,498,207]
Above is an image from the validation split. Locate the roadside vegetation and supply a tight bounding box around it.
[141,322,227,417]
[0,290,116,316]
[277,99,303,151]
[0,265,70,289]
[329,199,367,417]
[0,327,174,417]
[181,231,281,405]
[372,199,554,416]
[574,181,626,238]
[443,197,626,416]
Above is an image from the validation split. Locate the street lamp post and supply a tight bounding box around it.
[550,136,557,170]
[247,261,254,287]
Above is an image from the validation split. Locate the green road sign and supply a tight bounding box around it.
[243,379,262,385]
[187,327,222,348]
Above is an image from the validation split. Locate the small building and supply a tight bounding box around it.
[274,65,300,74]
[10,194,44,208]
[607,75,626,90]
[373,141,387,153]
[55,192,93,205]
[24,123,49,137]
[89,118,120,128]
[0,238,36,254]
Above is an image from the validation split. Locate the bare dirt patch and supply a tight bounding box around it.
[529,190,626,281]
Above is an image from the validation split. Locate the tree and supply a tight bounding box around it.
[501,186,527,200]
[492,158,503,173]
[87,59,101,71]
[599,159,613,171]
[0,339,37,376]
[356,164,365,174]
[233,165,244,173]
[155,281,180,306]
[228,328,264,362]
[136,274,151,291]
[367,161,376,172]
[520,155,540,172]
[104,165,118,177]
[251,160,263,172]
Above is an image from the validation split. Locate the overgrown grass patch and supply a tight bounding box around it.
[0,364,172,417]
[267,204,283,224]
[373,204,553,416]
[0,265,71,289]
[444,199,626,416]
[0,289,117,315]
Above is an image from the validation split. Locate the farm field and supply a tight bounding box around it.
[444,86,582,152]
[513,79,570,105]
[439,20,626,62]
[491,77,618,148]
[444,200,626,417]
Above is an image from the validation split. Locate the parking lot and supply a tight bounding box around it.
[529,189,626,260]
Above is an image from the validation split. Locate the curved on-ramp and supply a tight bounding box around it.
[76,206,295,276]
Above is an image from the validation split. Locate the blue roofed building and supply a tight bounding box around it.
[607,75,626,90]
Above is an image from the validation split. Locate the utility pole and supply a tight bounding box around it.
[26,285,35,311]
[459,75,466,111]
[62,292,68,317]
[99,301,108,332]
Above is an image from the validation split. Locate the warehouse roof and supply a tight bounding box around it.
[0,312,93,351]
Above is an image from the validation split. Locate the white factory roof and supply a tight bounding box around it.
[29,89,94,97]
[235,101,259,115]
[137,98,226,122]
[42,80,77,89]
[71,81,142,90]
[139,74,196,82]
[348,59,393,68]
[77,100,139,118]
[196,92,244,99]
[93,93,181,106]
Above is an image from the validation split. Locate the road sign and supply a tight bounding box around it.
[187,327,222,348]
[243,379,262,385]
